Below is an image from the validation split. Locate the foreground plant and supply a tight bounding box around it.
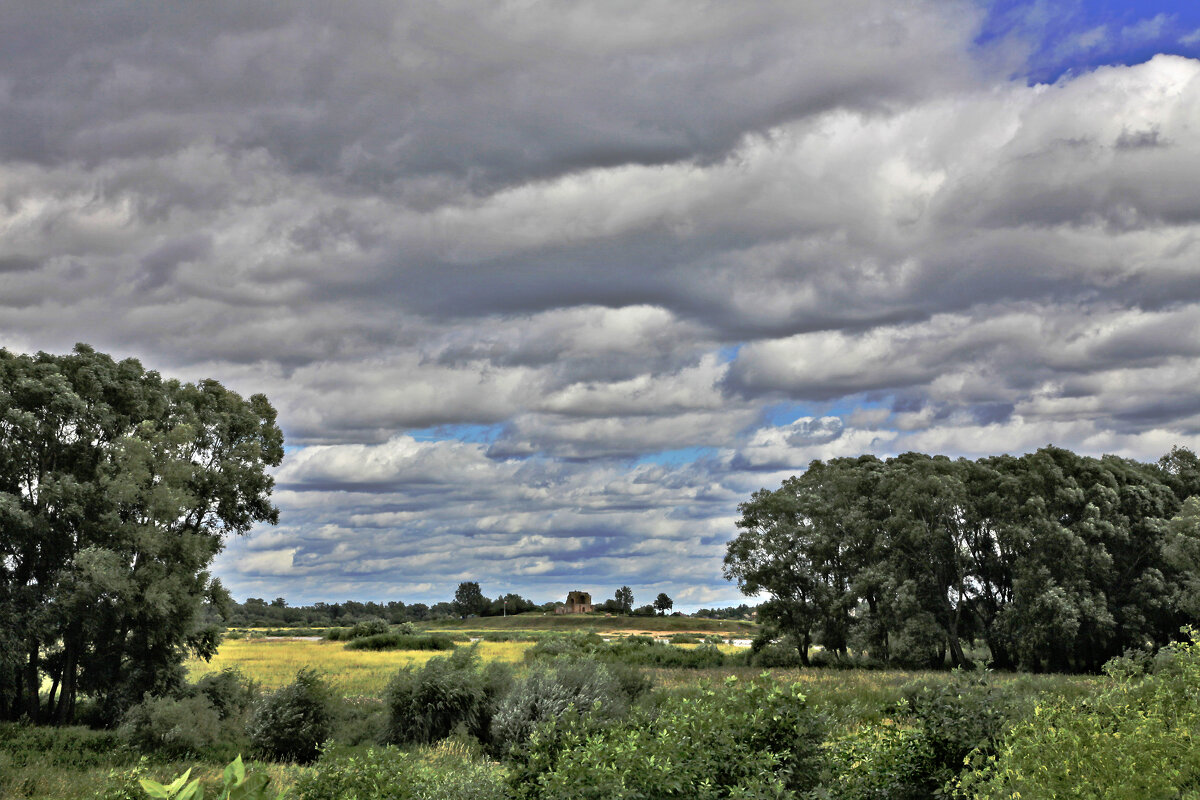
[139,756,278,800]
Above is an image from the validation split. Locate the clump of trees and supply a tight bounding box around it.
[725,446,1200,671]
[0,345,283,724]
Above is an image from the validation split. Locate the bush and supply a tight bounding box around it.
[383,647,512,747]
[345,633,456,651]
[118,694,224,759]
[820,720,935,800]
[193,668,259,720]
[349,618,391,639]
[247,668,333,763]
[293,742,507,800]
[512,674,824,800]
[902,671,1013,784]
[491,658,633,755]
[958,631,1200,799]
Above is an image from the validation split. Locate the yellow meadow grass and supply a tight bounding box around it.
[186,638,533,697]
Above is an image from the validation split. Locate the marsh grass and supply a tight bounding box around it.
[186,639,534,696]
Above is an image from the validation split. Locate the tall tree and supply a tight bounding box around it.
[0,345,283,723]
[614,586,634,614]
[653,592,673,615]
[453,581,488,617]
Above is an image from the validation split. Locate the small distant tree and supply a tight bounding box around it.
[654,593,674,615]
[454,582,488,617]
[615,586,634,614]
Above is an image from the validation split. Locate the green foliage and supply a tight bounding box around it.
[343,633,456,651]
[819,720,935,800]
[193,669,260,722]
[727,447,1200,673]
[293,743,507,800]
[512,674,824,800]
[903,671,1013,783]
[138,756,278,800]
[0,721,130,769]
[958,631,1200,799]
[94,757,152,800]
[247,668,333,764]
[382,647,512,747]
[614,586,634,614]
[454,582,489,618]
[653,592,674,615]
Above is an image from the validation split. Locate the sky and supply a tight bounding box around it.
[4,1,1200,611]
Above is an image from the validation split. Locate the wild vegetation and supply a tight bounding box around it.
[5,346,1200,797]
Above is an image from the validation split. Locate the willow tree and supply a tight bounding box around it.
[0,344,283,724]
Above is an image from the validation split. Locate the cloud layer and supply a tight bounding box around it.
[4,1,1200,607]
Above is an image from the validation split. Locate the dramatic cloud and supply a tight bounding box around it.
[4,1,1200,607]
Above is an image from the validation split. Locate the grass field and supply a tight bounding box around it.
[186,638,535,696]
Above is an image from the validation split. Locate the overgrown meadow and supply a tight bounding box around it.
[6,616,1197,800]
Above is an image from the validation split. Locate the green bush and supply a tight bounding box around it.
[382,647,511,747]
[958,631,1200,799]
[512,674,824,800]
[247,668,333,764]
[118,694,225,759]
[903,671,1013,785]
[345,633,456,651]
[820,720,935,800]
[193,668,260,721]
[293,743,507,800]
[349,618,391,639]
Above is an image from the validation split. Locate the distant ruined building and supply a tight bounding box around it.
[556,590,593,614]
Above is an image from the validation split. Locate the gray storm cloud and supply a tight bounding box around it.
[3,2,1199,605]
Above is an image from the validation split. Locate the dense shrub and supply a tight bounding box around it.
[903,671,1013,783]
[958,632,1200,799]
[345,633,456,651]
[815,671,1014,798]
[247,668,333,764]
[820,720,935,800]
[118,694,224,759]
[491,658,634,755]
[512,674,824,800]
[192,668,260,721]
[383,647,512,746]
[293,742,507,800]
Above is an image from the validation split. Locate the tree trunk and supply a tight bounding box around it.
[23,644,40,721]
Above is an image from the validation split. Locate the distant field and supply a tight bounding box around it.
[187,638,534,696]
[424,612,756,633]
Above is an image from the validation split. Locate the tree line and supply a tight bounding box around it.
[725,446,1200,672]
